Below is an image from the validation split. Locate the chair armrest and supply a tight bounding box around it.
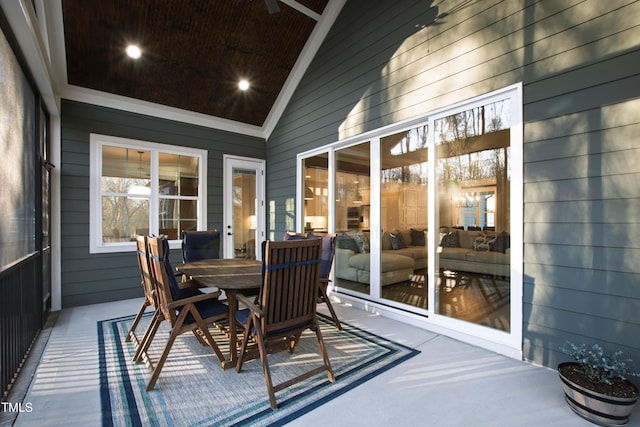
[319,277,331,291]
[178,278,206,289]
[335,248,355,266]
[175,266,206,287]
[236,293,263,317]
[167,290,221,309]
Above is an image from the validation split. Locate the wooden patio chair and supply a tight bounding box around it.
[235,239,334,410]
[142,235,228,391]
[125,235,157,346]
[130,235,206,363]
[284,232,342,330]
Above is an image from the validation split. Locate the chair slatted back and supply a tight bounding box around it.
[307,233,341,329]
[147,236,180,326]
[282,231,341,329]
[126,235,158,345]
[308,232,336,281]
[259,239,322,336]
[283,232,336,281]
[181,230,221,262]
[135,235,155,306]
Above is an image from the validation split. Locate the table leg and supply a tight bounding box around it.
[222,291,238,370]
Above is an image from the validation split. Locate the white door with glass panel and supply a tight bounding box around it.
[223,155,265,260]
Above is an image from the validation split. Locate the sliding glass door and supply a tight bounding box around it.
[297,85,522,355]
[333,142,370,296]
[379,128,428,309]
[434,98,512,332]
[302,153,329,234]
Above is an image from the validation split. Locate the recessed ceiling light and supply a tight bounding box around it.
[126,44,142,59]
[238,79,250,91]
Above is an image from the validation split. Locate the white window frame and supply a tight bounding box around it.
[89,134,208,253]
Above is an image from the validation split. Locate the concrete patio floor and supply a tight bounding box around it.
[2,297,638,426]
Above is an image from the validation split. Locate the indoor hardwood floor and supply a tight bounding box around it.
[336,272,510,332]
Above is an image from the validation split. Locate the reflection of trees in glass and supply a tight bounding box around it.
[382,163,428,184]
[382,127,428,184]
[438,149,507,183]
[438,100,510,139]
[389,127,428,155]
[436,100,510,184]
[101,176,149,241]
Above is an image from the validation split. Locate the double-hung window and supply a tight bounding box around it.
[90,134,207,253]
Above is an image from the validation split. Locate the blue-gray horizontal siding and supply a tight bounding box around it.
[266,0,640,373]
[61,100,265,307]
[521,0,640,367]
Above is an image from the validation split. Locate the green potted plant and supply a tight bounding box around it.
[559,342,639,426]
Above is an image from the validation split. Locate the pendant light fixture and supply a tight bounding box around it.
[353,179,363,203]
[128,150,151,196]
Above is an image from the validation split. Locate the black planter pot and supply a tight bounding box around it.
[558,362,639,426]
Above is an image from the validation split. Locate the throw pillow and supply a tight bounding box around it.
[353,232,370,253]
[472,233,495,251]
[410,228,426,246]
[381,231,393,250]
[337,233,360,253]
[491,231,510,253]
[389,229,407,250]
[440,231,460,248]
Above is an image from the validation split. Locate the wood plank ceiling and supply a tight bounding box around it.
[61,0,330,127]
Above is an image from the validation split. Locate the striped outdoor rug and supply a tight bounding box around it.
[98,313,419,426]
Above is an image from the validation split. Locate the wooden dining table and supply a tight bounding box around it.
[176,258,262,369]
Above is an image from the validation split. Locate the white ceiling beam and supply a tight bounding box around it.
[263,0,346,139]
[280,0,322,21]
[62,84,265,138]
[0,0,59,115]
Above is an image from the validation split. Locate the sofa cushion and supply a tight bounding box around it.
[391,246,427,261]
[410,228,426,246]
[348,252,415,273]
[440,247,468,261]
[347,253,369,270]
[465,250,509,265]
[382,253,415,273]
[458,230,483,249]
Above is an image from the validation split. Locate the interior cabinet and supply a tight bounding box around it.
[382,182,427,231]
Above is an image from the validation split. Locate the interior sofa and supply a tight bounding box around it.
[439,229,510,277]
[335,229,427,287]
[334,228,510,286]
